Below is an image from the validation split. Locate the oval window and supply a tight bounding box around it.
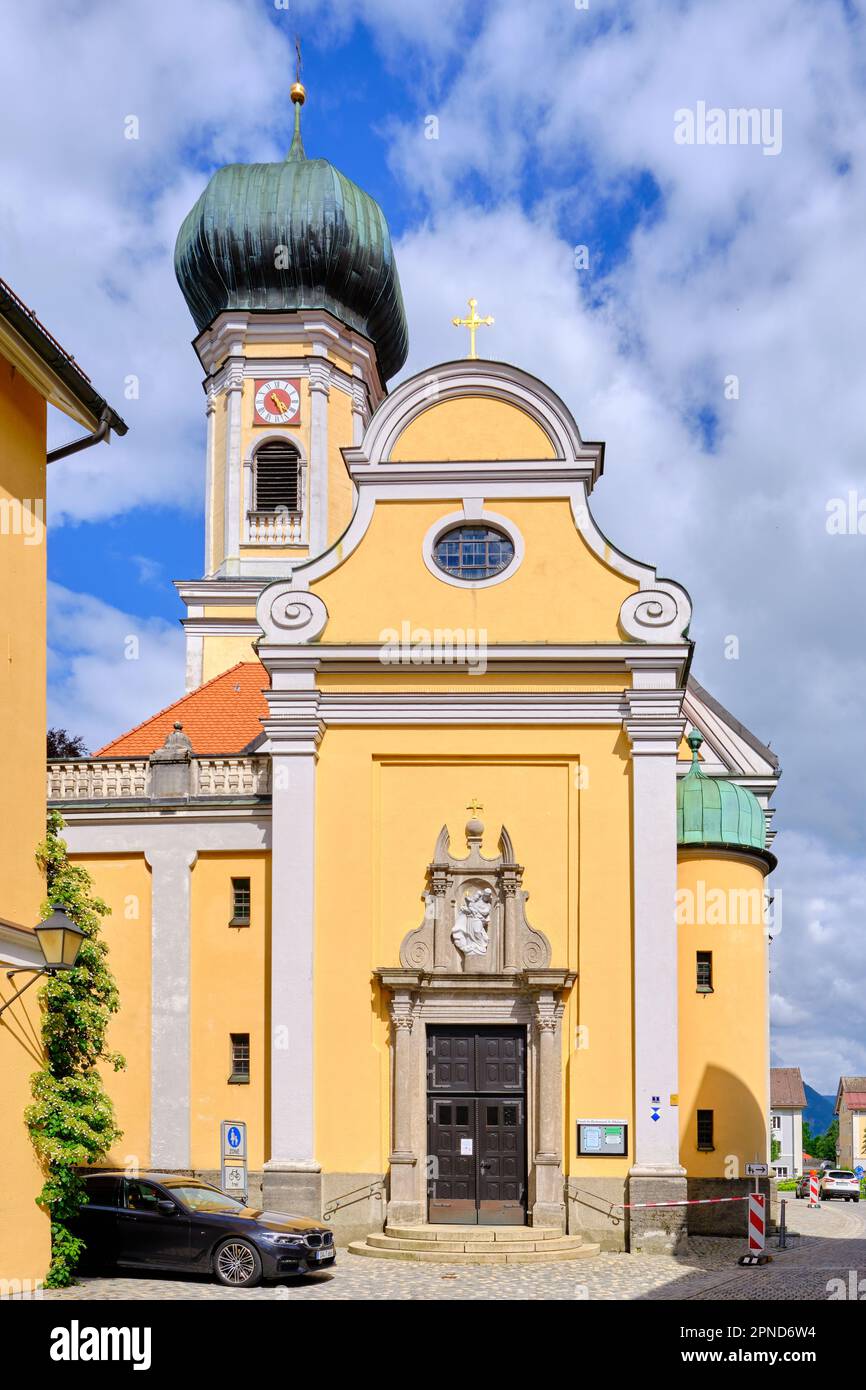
[432,525,515,581]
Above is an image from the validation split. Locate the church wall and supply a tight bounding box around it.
[189,852,270,1171]
[389,396,556,462]
[312,498,638,645]
[201,633,260,685]
[313,722,634,1213]
[676,850,770,1179]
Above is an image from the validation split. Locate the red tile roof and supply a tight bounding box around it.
[842,1092,866,1111]
[94,662,269,757]
[770,1067,806,1109]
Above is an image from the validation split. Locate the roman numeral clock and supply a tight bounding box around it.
[253,377,301,426]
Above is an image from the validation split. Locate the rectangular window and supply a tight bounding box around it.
[696,950,713,992]
[230,877,251,926]
[772,1114,781,1131]
[229,1033,250,1084]
[697,1109,714,1151]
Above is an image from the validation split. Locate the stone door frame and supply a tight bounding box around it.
[376,968,575,1230]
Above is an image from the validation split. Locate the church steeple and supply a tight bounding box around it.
[172,79,409,690]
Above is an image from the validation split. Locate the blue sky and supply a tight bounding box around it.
[3,0,866,1090]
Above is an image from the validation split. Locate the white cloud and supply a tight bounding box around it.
[47,582,184,753]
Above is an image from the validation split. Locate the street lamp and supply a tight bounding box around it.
[0,904,86,1017]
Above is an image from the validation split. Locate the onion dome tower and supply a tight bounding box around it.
[676,731,768,855]
[172,80,410,688]
[174,83,408,382]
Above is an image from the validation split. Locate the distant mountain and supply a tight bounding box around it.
[804,1085,836,1134]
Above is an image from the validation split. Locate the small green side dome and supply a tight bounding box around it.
[174,97,409,381]
[677,731,766,852]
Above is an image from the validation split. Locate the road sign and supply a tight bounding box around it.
[221,1120,246,1160]
[746,1163,769,1176]
[855,1165,864,1179]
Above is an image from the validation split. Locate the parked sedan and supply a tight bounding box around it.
[794,1174,813,1199]
[71,1172,336,1286]
[819,1169,860,1202]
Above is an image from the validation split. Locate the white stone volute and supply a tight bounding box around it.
[256,582,329,644]
[618,581,692,643]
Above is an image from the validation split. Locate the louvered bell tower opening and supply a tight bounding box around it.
[248,439,303,545]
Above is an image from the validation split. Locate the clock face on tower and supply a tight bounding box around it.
[253,378,301,426]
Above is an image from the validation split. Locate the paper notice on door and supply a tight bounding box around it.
[460,1137,473,1156]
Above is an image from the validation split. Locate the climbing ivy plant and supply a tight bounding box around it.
[25,810,125,1287]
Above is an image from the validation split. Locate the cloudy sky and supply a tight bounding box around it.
[2,0,864,1094]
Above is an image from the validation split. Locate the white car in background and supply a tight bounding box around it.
[819,1170,860,1202]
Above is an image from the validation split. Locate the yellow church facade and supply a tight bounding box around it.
[48,88,779,1253]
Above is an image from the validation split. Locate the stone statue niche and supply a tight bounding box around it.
[399,815,551,975]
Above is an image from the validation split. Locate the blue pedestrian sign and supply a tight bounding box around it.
[221,1119,247,1161]
[855,1165,864,1179]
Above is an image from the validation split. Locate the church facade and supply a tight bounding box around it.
[48,86,779,1253]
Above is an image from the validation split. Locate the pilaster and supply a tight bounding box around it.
[308,357,331,556]
[624,681,688,1250]
[144,844,198,1170]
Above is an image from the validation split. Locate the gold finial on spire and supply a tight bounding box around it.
[452,297,494,359]
[291,35,306,104]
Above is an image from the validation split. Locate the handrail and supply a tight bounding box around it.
[322,1180,385,1220]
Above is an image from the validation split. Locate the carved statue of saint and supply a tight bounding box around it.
[452,887,493,957]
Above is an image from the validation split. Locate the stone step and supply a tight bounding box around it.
[385,1224,564,1243]
[367,1233,592,1254]
[347,1239,600,1265]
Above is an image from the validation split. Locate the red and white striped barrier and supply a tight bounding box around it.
[808,1171,820,1208]
[748,1193,766,1252]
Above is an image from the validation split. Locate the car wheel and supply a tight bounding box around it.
[214,1238,263,1288]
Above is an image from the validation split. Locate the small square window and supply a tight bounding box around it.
[697,1109,714,1151]
[696,951,713,993]
[229,1033,250,1084]
[230,877,251,926]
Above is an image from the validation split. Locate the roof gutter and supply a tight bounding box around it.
[47,405,114,463]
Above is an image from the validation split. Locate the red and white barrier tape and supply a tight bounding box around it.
[570,1188,752,1210]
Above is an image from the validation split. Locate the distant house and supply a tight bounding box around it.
[770,1068,807,1178]
[835,1077,866,1171]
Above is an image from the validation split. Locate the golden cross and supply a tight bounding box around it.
[452,297,494,360]
[466,798,484,816]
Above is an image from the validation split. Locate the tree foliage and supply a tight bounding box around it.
[47,729,88,759]
[25,810,124,1286]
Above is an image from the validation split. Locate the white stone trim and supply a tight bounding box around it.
[223,359,244,575]
[624,689,686,1177]
[421,506,524,590]
[203,388,216,577]
[354,359,594,472]
[308,356,331,556]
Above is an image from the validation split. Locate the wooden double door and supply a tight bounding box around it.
[426,1025,527,1225]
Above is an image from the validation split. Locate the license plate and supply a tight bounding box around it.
[313,1246,333,1261]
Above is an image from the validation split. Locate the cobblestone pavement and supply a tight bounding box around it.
[38,1199,866,1301]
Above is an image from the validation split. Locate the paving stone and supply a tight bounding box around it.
[34,1199,866,1301]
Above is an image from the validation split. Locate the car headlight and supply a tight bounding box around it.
[258,1232,305,1246]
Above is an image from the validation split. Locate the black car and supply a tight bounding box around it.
[71,1172,336,1287]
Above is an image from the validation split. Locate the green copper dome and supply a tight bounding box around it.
[174,97,409,381]
[677,731,767,853]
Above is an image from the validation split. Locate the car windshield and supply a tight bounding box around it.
[169,1186,246,1212]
